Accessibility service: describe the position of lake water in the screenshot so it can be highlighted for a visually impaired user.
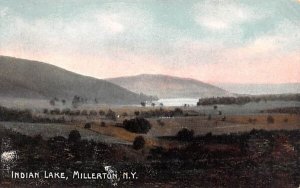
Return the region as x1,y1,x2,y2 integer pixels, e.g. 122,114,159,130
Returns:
157,98,199,107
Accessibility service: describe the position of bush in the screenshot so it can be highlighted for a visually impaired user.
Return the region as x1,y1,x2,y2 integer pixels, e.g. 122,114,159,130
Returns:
267,115,275,124
84,123,92,129
68,130,81,142
133,136,145,150
176,128,194,141
123,118,151,133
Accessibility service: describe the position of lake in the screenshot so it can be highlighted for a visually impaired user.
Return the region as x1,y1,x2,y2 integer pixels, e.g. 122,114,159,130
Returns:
157,98,198,107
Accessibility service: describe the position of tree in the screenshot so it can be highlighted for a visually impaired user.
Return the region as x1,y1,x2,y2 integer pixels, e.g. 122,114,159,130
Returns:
173,108,184,116
99,110,106,116
106,109,116,121
151,103,156,107
134,111,140,116
208,114,212,120
72,95,83,108
68,130,81,142
84,123,92,129
101,122,106,127
61,99,66,105
81,109,88,116
123,118,151,133
176,128,194,141
50,99,55,106
133,136,145,150
89,110,98,116
141,101,146,107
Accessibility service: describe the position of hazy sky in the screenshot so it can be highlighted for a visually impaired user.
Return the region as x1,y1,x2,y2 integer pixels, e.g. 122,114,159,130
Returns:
0,0,300,84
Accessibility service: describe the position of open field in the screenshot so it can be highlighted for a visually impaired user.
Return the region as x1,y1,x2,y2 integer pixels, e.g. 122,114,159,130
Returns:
0,122,130,145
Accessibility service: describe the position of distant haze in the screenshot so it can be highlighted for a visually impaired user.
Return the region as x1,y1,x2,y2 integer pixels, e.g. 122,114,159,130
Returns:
216,83,300,95
108,74,232,98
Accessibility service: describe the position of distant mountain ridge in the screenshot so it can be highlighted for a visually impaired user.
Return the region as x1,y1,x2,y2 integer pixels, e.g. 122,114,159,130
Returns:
107,74,232,99
0,56,153,104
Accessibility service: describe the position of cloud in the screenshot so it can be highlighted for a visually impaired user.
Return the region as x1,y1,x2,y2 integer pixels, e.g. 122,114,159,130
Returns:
96,13,125,34
194,0,259,31
0,7,8,17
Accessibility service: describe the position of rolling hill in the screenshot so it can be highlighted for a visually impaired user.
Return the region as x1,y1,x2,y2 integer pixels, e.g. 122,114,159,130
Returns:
0,56,153,104
107,74,232,98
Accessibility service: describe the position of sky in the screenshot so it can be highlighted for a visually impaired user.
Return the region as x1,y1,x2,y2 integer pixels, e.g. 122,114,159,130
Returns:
0,0,300,84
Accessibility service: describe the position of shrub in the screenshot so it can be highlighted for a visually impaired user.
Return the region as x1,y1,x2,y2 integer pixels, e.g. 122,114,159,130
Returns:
267,115,275,124
122,112,128,117
176,128,194,141
84,123,92,129
123,118,151,133
68,130,81,142
284,118,288,123
133,136,145,150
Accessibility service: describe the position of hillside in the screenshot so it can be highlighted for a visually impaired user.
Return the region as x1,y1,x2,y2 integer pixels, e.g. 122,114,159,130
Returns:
0,56,153,104
107,74,232,98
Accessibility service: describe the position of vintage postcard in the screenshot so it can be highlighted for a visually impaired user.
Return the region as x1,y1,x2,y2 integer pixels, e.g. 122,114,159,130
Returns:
0,0,300,187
